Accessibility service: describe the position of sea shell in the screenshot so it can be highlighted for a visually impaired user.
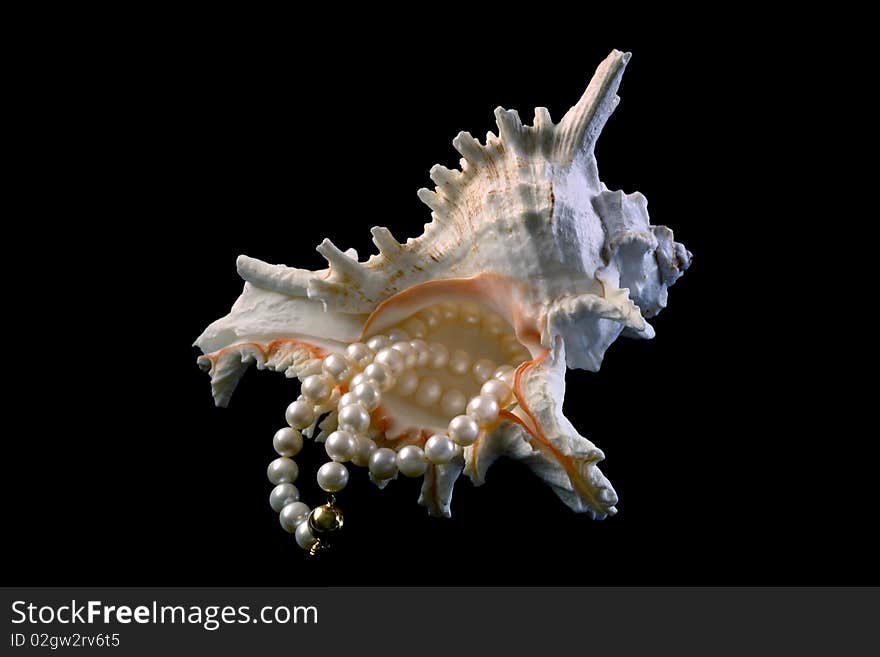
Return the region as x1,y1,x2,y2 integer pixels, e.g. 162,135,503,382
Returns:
195,50,691,523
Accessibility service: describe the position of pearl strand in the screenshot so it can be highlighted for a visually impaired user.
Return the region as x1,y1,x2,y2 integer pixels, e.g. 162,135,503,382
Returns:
266,304,524,553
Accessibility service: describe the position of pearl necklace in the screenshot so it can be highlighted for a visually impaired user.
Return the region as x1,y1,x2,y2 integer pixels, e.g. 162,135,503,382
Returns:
266,328,516,554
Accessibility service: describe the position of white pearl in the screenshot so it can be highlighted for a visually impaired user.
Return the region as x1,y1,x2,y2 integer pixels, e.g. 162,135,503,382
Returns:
415,376,442,407
301,374,332,404
448,414,480,445
338,391,357,408
366,334,391,352
391,341,417,368
267,457,299,484
351,381,382,411
362,362,395,391
403,317,427,338
424,434,456,464
419,307,441,329
460,303,481,327
397,445,427,477
480,379,512,405
317,461,349,492
273,427,303,457
338,403,371,435
493,365,515,384
345,342,375,370
351,436,377,466
322,353,352,383
348,373,367,390
387,328,410,343
375,347,406,376
466,395,500,427
482,314,504,338
269,483,300,512
440,388,466,416
279,501,310,532
472,358,496,384
449,349,471,376
439,302,458,321
325,430,357,462
428,343,449,369
285,400,315,429
369,447,399,479
409,339,430,367
395,370,419,396
295,520,317,550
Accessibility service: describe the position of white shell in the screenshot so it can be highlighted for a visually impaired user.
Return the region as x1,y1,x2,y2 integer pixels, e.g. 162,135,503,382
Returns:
195,50,691,522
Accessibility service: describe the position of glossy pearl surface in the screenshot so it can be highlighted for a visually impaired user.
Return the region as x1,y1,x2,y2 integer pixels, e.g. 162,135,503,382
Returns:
316,461,349,492
338,403,371,435
480,379,512,405
295,520,317,549
449,350,471,376
387,328,410,343
424,434,456,464
273,427,303,457
362,363,395,391
409,339,431,367
448,414,480,446
345,342,375,370
301,374,332,404
395,370,419,397
472,358,496,384
322,353,352,382
375,347,406,376
269,483,300,513
368,447,399,480
428,343,449,369
391,341,417,368
351,436,377,467
397,445,427,477
325,430,357,462
285,400,315,430
280,501,310,532
366,335,390,352
415,376,442,407
403,318,427,338
352,381,382,412
466,394,500,427
267,457,299,484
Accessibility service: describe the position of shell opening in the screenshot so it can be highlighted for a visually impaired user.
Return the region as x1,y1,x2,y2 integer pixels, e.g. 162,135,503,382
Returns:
361,302,532,442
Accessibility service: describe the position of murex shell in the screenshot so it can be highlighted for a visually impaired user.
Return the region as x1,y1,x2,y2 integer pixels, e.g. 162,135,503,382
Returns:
195,50,691,521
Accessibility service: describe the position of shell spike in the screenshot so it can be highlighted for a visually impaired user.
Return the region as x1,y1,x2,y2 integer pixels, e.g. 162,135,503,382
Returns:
316,238,365,281
416,188,451,225
494,107,524,151
371,226,402,258
452,131,485,166
555,49,631,163
429,164,463,194
533,107,553,130
533,107,555,154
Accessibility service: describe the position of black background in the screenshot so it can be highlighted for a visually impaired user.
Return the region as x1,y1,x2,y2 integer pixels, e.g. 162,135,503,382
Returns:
7,17,872,586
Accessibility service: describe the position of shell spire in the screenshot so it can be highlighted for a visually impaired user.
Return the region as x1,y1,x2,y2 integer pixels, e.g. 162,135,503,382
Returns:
555,49,631,163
